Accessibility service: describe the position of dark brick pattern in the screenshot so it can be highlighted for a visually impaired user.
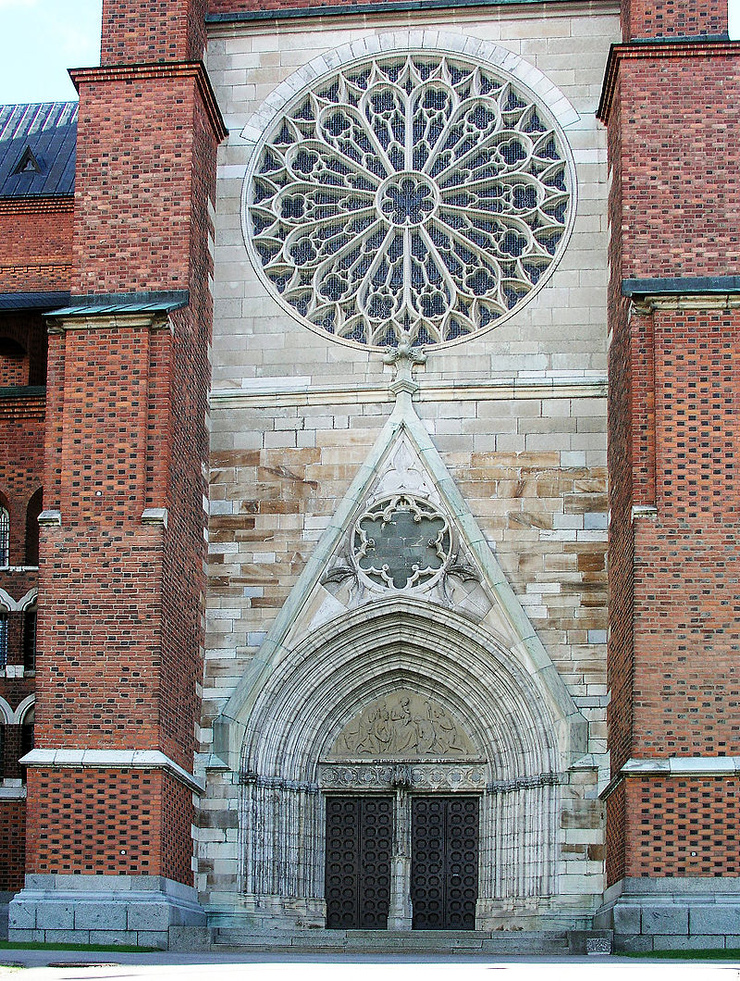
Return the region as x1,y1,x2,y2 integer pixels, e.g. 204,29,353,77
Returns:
603,0,740,885
627,777,740,877
0,800,26,892
624,0,728,40
26,769,193,884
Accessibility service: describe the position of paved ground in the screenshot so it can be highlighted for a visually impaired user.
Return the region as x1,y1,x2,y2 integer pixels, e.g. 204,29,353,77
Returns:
1,951,740,980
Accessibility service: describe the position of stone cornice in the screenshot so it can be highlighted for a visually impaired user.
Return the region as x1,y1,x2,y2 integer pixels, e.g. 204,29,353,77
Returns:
598,39,740,123
623,756,740,776
623,275,740,297
69,61,228,142
601,756,740,800
631,295,740,314
21,749,205,794
47,312,171,334
210,375,607,409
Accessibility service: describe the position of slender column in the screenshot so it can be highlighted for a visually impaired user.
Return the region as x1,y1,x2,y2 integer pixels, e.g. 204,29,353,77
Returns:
387,785,413,930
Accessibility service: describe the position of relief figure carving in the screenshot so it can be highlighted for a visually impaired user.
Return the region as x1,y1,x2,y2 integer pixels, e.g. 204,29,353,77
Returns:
328,690,476,759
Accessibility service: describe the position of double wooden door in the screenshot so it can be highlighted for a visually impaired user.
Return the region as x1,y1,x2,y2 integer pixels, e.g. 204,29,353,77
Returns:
410,796,479,930
325,795,393,929
325,794,479,930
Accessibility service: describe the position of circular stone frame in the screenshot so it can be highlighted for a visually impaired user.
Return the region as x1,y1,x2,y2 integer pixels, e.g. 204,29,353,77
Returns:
242,38,578,350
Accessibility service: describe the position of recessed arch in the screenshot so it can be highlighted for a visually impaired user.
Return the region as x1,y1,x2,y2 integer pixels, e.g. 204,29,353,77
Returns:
25,487,42,566
0,695,11,724
13,693,35,725
242,597,560,784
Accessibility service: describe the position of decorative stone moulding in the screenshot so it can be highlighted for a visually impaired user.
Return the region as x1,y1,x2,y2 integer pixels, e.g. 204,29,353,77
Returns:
243,40,577,348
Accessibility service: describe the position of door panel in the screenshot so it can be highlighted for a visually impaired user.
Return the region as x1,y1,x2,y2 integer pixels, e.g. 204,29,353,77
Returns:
411,796,479,930
325,795,393,929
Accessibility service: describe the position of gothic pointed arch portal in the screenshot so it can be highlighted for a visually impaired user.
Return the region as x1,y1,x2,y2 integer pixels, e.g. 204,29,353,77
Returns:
239,599,563,930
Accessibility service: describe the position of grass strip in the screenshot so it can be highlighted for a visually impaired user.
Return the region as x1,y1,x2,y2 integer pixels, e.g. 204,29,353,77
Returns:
624,949,740,961
0,941,158,953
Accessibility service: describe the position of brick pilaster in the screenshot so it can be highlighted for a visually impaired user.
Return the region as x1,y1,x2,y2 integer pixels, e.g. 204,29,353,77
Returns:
25,1,226,890
600,0,740,902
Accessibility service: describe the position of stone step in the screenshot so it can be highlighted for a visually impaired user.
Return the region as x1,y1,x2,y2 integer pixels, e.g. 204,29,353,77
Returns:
213,928,571,954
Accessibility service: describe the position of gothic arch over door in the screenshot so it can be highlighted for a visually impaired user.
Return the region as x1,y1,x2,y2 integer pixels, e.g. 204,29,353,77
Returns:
237,599,564,929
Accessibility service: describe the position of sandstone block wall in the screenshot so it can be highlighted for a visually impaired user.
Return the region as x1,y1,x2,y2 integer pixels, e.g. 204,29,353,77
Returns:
197,3,618,916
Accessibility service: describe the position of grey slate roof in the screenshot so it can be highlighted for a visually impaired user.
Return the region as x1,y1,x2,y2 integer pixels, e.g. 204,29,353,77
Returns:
0,102,77,198
0,291,70,311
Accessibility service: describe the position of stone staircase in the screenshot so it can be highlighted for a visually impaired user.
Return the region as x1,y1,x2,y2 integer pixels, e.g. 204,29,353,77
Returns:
211,927,574,955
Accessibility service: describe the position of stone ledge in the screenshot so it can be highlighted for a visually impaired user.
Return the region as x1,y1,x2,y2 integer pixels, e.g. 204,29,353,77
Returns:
19,749,205,793
9,875,206,951
596,878,740,952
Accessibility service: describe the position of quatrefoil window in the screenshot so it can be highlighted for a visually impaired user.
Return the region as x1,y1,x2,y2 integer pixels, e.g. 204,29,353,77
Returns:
246,53,574,347
352,495,452,590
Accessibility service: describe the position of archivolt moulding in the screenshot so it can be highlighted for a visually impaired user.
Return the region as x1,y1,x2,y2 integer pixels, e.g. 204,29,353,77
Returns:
237,598,563,909
240,31,580,148
240,596,559,784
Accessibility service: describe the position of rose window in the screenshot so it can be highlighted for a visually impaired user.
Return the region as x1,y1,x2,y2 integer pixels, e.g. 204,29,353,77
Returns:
246,54,573,347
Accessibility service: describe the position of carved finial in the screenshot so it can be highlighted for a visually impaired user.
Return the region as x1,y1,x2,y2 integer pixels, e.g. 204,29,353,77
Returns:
384,329,427,397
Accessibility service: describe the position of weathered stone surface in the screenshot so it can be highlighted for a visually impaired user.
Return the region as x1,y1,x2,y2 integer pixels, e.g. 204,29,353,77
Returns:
641,906,689,936
690,906,740,936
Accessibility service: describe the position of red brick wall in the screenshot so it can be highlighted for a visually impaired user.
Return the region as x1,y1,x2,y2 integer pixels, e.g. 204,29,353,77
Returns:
0,202,73,294
72,73,198,295
25,3,223,887
158,93,216,765
604,6,740,886
624,0,728,41
101,0,207,65
35,527,165,749
0,392,45,567
0,312,47,388
606,75,636,781
625,310,740,759
26,768,193,884
613,51,740,280
0,344,26,388
605,779,626,886
622,776,740,877
0,799,26,892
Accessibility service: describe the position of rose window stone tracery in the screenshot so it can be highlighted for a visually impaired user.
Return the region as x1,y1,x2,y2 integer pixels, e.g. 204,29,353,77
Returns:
352,495,452,590
246,54,574,347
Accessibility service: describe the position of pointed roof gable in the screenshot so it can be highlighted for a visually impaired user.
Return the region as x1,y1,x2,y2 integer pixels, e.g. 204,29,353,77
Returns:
215,380,587,768
0,102,77,198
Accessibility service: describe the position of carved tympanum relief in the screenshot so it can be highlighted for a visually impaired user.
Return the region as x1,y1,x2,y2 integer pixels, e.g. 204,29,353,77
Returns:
326,690,477,759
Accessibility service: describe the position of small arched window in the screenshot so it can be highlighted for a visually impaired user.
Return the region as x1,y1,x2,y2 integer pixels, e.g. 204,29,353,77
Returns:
25,489,42,566
0,506,9,567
